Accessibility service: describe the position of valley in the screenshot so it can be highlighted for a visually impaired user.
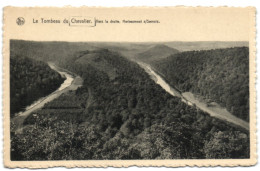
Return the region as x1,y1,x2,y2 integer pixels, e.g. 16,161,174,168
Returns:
10,40,250,160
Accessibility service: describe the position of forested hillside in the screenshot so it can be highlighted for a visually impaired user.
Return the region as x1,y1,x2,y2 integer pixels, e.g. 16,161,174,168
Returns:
151,47,249,121
10,55,65,117
11,49,249,160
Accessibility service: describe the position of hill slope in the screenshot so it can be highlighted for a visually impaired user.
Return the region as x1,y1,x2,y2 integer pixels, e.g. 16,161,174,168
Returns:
73,50,119,80
151,47,249,121
10,55,65,117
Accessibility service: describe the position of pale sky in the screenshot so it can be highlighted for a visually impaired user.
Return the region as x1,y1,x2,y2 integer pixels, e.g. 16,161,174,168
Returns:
4,7,254,42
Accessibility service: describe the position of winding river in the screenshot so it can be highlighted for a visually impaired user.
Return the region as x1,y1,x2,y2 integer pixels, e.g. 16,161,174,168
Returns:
11,63,83,133
12,60,249,133
137,61,249,130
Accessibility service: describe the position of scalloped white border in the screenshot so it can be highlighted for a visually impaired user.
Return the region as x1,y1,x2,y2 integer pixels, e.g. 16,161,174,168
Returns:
2,6,257,168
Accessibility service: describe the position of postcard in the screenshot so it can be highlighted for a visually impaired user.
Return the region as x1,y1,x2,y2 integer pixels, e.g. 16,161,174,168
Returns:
3,7,256,168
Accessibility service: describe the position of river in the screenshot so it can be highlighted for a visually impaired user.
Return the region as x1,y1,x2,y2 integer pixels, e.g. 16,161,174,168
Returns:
11,63,83,133
137,61,249,130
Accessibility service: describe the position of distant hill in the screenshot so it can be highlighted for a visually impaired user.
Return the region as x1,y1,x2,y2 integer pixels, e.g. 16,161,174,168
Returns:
10,40,249,62
136,44,179,62
10,40,100,65
88,42,153,59
164,41,249,51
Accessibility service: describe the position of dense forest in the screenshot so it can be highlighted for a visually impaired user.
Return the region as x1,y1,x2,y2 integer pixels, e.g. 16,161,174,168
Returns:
151,47,249,121
10,55,65,117
11,49,249,160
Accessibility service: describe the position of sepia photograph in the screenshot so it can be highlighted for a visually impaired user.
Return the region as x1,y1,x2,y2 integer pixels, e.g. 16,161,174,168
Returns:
10,40,250,160
2,6,256,167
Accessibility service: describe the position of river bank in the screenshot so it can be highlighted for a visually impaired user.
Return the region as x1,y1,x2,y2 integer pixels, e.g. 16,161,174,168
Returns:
11,63,83,133
137,61,249,130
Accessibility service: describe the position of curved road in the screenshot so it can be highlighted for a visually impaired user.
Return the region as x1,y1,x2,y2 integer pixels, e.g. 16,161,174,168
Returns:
137,62,249,130
11,63,83,133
